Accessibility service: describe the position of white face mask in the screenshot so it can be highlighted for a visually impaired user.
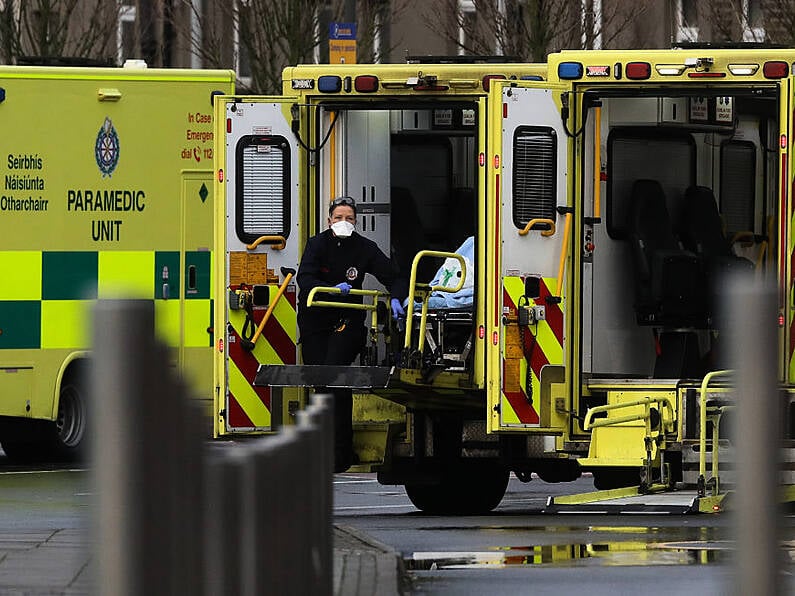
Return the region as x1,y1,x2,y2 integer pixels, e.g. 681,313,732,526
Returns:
330,220,355,238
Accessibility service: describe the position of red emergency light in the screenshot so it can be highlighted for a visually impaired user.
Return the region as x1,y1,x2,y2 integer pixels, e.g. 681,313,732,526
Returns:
763,61,789,79
482,74,506,92
354,75,379,93
625,62,651,80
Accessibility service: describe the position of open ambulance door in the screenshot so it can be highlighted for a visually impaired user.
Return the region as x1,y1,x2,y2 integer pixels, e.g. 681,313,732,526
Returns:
486,81,570,434
214,97,301,435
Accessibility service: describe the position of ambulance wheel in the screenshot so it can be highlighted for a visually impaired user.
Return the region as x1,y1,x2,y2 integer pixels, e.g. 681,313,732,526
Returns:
405,465,509,515
48,372,89,462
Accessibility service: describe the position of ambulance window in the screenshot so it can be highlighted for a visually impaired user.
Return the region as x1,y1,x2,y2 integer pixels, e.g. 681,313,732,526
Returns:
720,140,755,236
606,128,695,239
235,135,291,243
512,126,556,229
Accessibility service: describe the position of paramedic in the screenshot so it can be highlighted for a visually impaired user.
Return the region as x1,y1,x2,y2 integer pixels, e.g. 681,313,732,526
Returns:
297,196,407,472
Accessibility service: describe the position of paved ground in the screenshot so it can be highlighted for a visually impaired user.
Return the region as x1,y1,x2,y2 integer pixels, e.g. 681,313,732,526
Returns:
0,525,405,596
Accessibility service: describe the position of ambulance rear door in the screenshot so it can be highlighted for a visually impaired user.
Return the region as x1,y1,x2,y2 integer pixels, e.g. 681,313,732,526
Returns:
485,81,570,433
217,97,301,434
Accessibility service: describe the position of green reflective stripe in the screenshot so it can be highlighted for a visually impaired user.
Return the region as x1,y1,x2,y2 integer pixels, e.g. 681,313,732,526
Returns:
0,301,40,348
185,251,211,299
41,300,88,348
155,252,180,300
42,252,98,300
0,252,42,300
98,251,155,298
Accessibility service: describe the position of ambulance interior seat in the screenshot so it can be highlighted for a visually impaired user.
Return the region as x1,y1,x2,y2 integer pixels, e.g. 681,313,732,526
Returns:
678,185,753,323
628,179,710,378
628,179,708,329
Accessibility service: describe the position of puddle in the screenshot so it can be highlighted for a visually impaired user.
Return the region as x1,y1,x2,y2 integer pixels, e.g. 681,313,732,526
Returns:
405,541,734,569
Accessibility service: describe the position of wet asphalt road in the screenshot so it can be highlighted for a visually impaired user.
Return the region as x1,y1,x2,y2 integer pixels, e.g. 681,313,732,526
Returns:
334,472,795,595
3,455,795,595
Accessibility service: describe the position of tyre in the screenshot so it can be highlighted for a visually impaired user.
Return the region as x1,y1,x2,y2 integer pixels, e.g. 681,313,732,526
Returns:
47,376,89,462
405,464,509,515
0,369,88,464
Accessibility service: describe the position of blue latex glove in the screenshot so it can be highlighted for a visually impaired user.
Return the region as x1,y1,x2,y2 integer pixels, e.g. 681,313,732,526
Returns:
391,298,405,320
335,282,352,295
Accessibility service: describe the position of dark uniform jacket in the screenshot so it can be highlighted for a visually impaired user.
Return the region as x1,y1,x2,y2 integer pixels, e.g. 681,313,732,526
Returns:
297,229,407,336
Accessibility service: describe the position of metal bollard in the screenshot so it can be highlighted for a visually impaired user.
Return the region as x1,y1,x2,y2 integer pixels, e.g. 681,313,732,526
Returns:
91,299,204,596
204,447,249,596
297,393,334,596
728,276,783,596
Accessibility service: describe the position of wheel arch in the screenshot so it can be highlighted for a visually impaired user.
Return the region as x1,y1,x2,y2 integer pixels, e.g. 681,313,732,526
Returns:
52,351,90,419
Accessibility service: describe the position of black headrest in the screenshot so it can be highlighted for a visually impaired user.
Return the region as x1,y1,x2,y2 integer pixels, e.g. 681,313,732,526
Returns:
630,179,678,250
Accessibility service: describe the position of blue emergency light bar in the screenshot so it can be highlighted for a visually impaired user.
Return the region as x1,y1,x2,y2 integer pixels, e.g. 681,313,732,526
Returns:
318,76,342,92
557,62,583,80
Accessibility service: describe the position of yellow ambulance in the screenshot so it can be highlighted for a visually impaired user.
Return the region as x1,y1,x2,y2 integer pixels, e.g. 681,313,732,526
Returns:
214,49,795,513
0,64,234,460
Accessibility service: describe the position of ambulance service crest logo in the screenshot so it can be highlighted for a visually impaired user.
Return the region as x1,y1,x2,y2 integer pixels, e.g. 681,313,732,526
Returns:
95,117,120,177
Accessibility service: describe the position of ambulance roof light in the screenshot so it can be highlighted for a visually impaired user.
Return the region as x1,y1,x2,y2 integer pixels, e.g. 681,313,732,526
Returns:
655,64,687,76
626,62,651,80
482,74,505,91
728,63,760,75
557,62,583,80
122,59,147,69
763,61,789,79
354,75,379,93
318,75,342,92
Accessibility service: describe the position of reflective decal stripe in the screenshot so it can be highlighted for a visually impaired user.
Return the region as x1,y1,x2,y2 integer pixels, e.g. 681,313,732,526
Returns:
40,300,88,349
0,251,41,299
227,349,270,429
225,285,297,432
98,251,154,298
227,325,271,429
500,276,564,427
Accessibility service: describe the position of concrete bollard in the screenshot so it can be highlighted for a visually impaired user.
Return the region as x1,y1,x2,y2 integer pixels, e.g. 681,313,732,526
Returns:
92,300,335,596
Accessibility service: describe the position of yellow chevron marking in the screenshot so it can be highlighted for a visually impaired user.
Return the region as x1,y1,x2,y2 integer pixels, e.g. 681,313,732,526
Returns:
228,309,285,365
228,359,270,428
273,294,297,343
503,276,524,301
501,394,521,424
